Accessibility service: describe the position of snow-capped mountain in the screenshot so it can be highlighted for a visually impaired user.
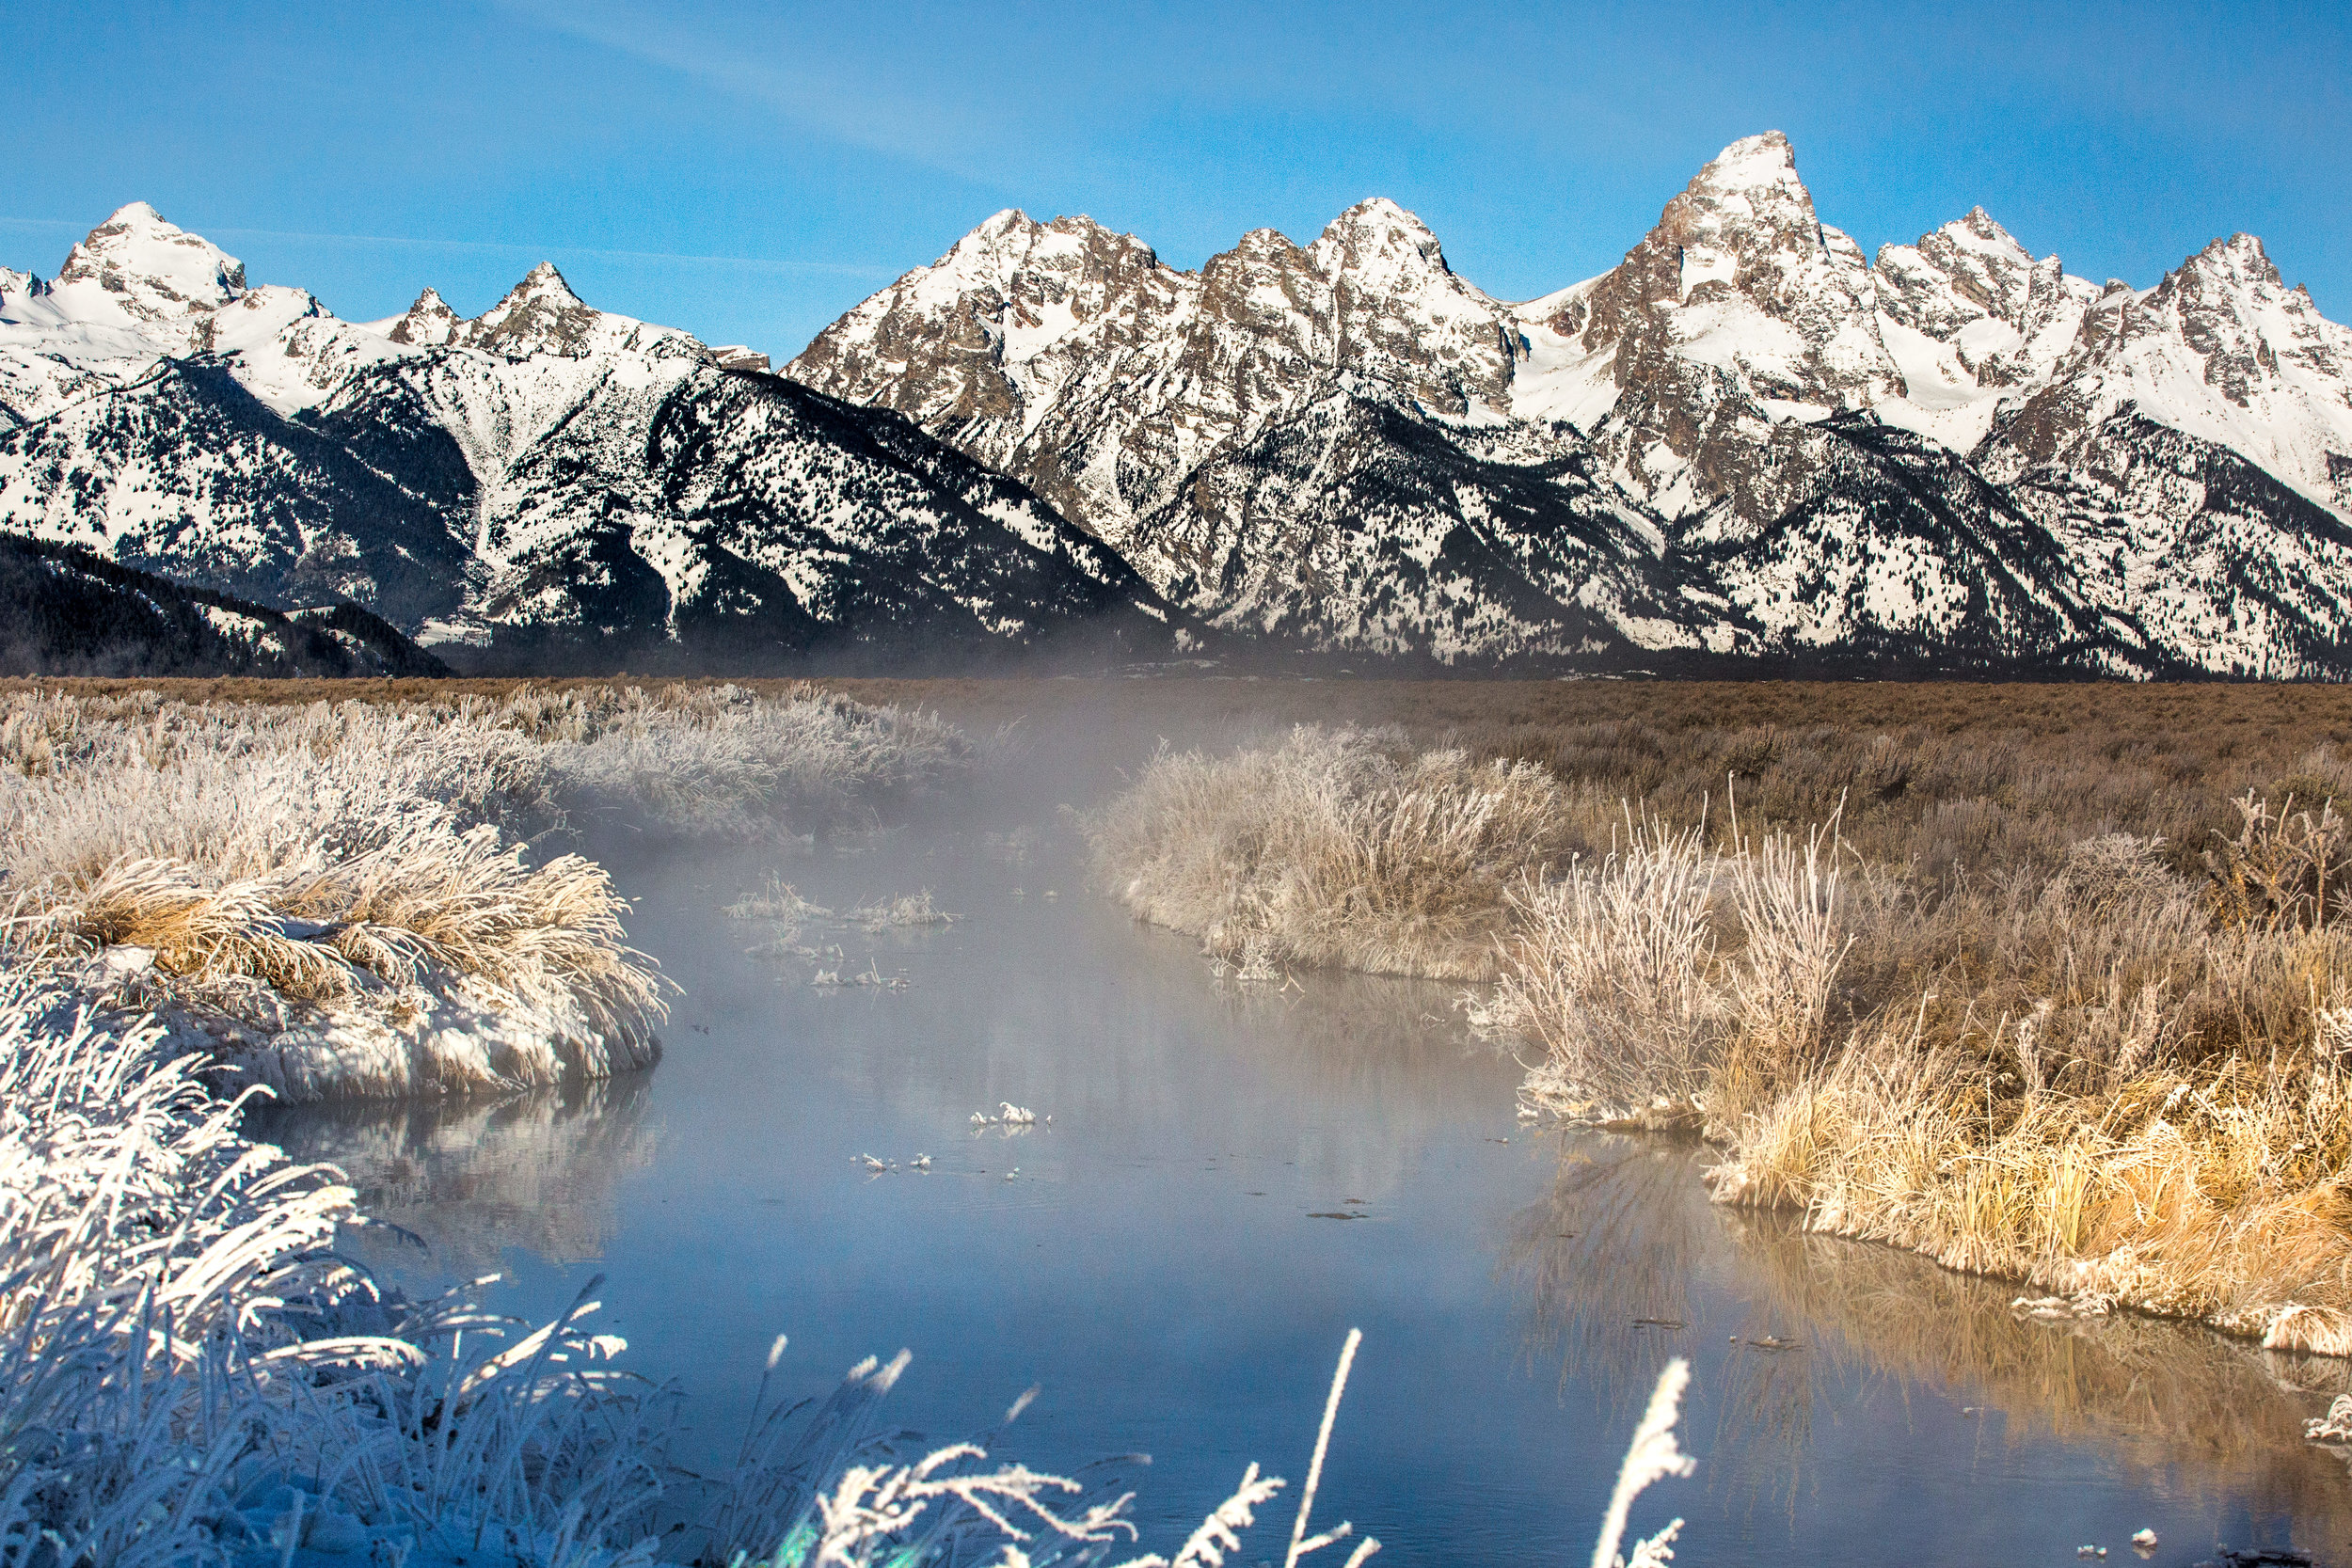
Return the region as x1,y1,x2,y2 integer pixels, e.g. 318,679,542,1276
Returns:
792,132,2352,676
0,204,1180,667
10,145,2351,679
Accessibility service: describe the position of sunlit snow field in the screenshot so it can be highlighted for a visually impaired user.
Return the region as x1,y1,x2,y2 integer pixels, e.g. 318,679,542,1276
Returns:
255,707,2352,1565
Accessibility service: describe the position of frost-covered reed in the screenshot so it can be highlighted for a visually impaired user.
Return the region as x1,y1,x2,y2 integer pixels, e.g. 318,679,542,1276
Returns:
1486,798,2352,1344
1477,803,1851,1121
1087,726,1576,980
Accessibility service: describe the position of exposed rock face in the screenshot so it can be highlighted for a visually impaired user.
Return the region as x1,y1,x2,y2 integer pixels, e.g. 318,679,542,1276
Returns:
0,206,1181,668
789,199,1522,553
1559,133,1904,527
386,287,459,347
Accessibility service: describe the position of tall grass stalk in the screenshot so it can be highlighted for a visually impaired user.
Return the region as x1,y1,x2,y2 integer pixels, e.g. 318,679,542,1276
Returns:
1474,808,1724,1116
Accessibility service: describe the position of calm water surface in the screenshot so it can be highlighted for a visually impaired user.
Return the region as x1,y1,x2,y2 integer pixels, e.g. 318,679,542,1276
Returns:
258,719,2352,1566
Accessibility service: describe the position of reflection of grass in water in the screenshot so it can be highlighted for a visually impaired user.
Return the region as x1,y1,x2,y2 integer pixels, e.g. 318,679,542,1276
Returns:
1506,1133,2352,1546
254,1076,658,1276
1502,1134,1716,1412
1729,1212,2352,1547
1503,1133,1825,1531
1206,970,1478,1073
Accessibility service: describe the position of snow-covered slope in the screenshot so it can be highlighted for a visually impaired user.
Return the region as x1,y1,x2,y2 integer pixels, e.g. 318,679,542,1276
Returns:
1983,234,2352,515
791,131,2352,675
0,206,1181,667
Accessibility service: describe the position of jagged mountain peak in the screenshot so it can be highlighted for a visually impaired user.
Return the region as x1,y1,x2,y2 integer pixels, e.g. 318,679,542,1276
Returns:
898,209,1168,316
1981,222,2352,515
1659,131,1831,267
1318,196,1438,243
1680,131,1810,211
1953,205,2021,245
1310,197,1459,282
2177,231,2280,288
499,261,584,306
54,200,246,325
386,286,459,347
463,261,612,359
1874,206,2052,338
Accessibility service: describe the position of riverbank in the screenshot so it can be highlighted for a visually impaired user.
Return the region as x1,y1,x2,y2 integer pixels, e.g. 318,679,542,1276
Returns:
1080,692,2352,1355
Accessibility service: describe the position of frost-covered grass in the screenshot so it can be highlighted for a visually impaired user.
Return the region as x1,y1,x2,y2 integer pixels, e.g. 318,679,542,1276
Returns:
491,683,977,839
0,685,977,1101
0,971,1698,1568
0,692,660,1102
1086,726,1577,980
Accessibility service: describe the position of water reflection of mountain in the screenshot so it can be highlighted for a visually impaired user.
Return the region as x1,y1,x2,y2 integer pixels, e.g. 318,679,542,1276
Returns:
1504,1135,2352,1545
250,1076,658,1278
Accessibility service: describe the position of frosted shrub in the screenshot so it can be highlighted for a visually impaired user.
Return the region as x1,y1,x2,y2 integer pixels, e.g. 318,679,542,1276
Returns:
0,695,660,1101
521,683,976,837
0,683,979,1100
1476,811,1725,1117
1088,726,1576,980
1716,813,1853,1104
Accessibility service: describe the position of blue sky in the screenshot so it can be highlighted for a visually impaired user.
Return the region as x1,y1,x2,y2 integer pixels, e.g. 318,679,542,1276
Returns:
4,1,2345,360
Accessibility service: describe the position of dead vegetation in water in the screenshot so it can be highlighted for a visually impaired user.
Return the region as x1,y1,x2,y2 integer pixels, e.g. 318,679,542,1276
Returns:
1498,800,2352,1348
1506,1131,2352,1548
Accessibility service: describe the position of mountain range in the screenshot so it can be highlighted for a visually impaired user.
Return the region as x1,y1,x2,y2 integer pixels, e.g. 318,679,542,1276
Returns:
0,207,1177,672
8,132,2352,676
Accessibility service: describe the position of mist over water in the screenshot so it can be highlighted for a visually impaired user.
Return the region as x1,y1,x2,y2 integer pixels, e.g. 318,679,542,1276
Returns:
255,692,2352,1564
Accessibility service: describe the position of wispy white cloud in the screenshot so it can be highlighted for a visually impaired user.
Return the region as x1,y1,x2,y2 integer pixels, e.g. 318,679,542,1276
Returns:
487,0,1017,190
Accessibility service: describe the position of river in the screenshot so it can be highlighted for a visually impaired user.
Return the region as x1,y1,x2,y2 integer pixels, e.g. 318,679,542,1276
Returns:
255,701,2352,1565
